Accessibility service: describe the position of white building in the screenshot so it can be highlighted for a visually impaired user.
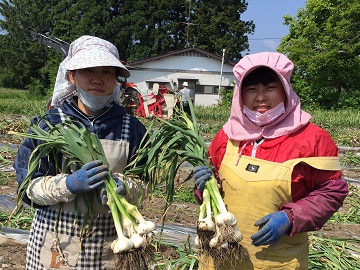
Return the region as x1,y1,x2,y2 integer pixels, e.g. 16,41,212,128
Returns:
126,47,237,106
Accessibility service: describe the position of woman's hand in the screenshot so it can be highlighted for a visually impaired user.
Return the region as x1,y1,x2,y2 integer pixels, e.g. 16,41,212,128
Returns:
193,166,212,191
66,160,108,194
251,211,291,246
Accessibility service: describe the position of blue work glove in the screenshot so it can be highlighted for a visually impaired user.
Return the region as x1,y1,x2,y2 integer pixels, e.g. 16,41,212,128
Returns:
66,160,108,194
251,211,291,246
115,178,126,196
101,178,126,205
193,166,212,192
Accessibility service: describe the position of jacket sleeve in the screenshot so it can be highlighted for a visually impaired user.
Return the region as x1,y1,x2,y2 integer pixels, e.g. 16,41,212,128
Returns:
280,126,349,236
128,117,148,167
280,124,348,236
26,174,76,206
281,175,348,236
208,128,228,170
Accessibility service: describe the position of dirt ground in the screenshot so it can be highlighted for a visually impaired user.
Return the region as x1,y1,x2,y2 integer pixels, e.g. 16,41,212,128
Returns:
0,134,360,269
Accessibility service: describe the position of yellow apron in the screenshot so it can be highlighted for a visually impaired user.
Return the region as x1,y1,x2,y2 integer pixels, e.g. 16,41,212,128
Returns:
199,140,341,270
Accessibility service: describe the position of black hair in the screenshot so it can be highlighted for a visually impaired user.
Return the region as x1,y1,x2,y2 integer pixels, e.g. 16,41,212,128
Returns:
242,66,280,87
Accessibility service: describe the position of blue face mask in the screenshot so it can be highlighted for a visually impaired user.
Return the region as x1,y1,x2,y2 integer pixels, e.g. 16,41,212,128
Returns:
77,86,114,112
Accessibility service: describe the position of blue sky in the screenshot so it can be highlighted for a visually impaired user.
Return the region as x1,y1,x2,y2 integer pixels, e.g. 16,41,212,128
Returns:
241,0,307,55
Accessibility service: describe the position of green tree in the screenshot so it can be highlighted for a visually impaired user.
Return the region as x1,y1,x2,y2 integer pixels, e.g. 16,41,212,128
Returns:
190,0,254,62
115,0,188,61
0,0,59,90
278,0,360,109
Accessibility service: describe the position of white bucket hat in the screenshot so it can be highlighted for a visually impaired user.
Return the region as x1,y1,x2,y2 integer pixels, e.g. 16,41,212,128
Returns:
52,36,129,108
182,82,188,87
66,36,130,78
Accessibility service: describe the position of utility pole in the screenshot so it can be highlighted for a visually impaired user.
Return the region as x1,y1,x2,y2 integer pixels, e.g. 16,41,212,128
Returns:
186,0,192,47
218,49,226,103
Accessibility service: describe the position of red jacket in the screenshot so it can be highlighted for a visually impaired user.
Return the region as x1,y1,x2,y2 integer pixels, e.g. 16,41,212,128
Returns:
208,123,348,236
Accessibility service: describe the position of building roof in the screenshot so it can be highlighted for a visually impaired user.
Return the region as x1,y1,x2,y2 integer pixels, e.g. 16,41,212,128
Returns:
127,47,237,66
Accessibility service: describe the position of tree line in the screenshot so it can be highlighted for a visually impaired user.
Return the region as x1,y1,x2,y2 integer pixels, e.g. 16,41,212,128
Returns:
279,0,360,109
0,0,359,109
0,0,253,94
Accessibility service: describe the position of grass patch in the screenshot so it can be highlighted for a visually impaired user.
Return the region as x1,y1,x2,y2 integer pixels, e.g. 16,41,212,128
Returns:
308,233,360,269
308,184,360,269
0,171,12,186
306,108,360,147
0,144,17,185
152,186,197,204
0,206,35,231
307,109,360,129
340,152,360,167
152,237,198,269
0,114,29,136
328,184,360,224
0,88,48,116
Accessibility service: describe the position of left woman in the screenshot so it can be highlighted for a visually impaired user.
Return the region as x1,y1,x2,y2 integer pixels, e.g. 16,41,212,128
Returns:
13,36,148,269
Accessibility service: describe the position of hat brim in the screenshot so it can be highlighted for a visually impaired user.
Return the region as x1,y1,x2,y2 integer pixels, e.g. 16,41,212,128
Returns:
66,48,130,78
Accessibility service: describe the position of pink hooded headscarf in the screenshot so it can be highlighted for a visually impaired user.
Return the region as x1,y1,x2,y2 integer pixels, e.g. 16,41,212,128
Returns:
223,52,311,141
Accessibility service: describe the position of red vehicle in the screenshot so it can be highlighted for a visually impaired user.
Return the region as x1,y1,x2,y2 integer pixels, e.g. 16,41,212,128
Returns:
117,79,142,115
135,84,165,117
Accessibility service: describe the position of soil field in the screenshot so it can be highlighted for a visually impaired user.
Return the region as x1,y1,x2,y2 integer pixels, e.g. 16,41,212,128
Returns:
0,117,360,269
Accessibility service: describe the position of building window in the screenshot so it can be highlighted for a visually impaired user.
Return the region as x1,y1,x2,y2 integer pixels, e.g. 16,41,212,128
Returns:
204,86,213,94
195,85,233,95
195,85,218,95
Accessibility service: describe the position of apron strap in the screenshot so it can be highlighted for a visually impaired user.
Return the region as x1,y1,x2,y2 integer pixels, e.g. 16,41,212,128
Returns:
283,157,341,171
227,140,341,171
